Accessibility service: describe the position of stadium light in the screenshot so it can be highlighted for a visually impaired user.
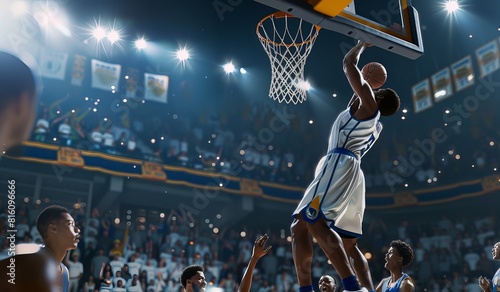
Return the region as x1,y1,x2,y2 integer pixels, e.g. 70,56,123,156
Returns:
240,68,247,74
107,30,120,43
445,0,459,13
223,62,235,74
135,37,147,50
176,48,190,61
92,26,106,41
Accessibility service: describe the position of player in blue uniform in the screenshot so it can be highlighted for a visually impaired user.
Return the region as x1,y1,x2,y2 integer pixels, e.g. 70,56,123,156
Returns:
376,240,415,292
479,241,500,292
290,40,400,292
0,205,80,292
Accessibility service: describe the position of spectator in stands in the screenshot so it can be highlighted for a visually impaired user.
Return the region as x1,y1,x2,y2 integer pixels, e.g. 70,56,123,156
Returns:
127,135,141,157
99,269,114,291
127,274,142,292
0,51,39,154
121,264,132,282
109,227,129,257
102,128,115,153
67,252,84,292
90,126,103,150
114,279,126,292
91,248,109,280
83,274,96,292
113,271,127,289
34,112,50,142
58,117,72,146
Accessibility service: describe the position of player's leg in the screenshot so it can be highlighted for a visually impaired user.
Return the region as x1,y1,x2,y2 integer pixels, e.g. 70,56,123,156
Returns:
291,217,315,291
342,238,374,291
306,217,362,291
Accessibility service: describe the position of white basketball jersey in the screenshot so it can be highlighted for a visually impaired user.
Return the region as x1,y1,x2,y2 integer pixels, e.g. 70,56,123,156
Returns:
328,108,382,158
293,107,382,237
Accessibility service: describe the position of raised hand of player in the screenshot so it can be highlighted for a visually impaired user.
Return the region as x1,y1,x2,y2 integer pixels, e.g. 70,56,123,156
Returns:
252,234,272,259
357,40,373,48
478,276,491,291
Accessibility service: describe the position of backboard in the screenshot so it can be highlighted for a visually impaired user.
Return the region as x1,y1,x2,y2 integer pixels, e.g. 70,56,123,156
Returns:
254,0,424,59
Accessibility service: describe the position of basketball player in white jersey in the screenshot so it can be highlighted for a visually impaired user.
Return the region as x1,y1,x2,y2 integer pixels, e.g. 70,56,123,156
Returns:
290,40,400,292
376,240,415,292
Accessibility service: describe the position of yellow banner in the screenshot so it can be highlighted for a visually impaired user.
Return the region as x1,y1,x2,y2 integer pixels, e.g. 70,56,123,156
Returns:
57,147,84,167
142,161,167,180
394,191,418,206
240,179,263,195
481,174,500,191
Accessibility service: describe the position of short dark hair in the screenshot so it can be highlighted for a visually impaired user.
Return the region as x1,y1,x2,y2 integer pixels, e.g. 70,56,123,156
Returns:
378,88,400,116
0,51,36,110
391,240,414,267
180,265,203,288
36,205,70,239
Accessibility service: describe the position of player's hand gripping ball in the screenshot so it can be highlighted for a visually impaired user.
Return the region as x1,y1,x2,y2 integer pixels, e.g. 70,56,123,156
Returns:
362,62,387,89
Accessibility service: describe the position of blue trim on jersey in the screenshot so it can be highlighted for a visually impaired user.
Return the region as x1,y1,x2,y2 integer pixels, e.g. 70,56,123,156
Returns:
317,152,343,213
492,268,500,291
328,148,358,160
338,116,352,132
341,121,361,149
329,223,362,238
349,109,379,122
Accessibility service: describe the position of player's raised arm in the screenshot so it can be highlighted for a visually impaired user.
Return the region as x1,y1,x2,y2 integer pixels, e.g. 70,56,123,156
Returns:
342,41,377,112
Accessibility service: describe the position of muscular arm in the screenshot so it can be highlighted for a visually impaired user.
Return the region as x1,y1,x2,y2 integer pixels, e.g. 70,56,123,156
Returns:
343,41,378,119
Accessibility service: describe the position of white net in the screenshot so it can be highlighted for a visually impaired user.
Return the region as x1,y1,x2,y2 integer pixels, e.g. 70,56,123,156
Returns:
256,12,320,104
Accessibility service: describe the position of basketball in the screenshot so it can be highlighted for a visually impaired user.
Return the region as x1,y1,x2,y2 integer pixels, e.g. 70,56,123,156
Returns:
362,62,387,89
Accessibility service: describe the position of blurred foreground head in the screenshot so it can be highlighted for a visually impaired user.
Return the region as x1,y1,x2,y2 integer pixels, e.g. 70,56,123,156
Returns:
0,51,39,152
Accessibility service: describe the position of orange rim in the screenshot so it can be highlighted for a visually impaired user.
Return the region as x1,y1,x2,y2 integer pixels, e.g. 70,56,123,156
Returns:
256,11,321,48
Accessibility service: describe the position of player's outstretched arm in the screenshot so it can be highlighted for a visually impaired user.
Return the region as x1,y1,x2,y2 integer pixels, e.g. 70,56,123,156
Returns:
238,234,272,292
342,41,377,115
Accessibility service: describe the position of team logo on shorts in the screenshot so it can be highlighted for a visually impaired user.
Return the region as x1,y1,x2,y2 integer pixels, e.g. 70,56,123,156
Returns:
306,196,321,220
306,207,318,220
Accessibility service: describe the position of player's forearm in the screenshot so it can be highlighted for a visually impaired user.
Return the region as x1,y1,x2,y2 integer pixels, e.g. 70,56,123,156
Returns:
343,42,365,67
239,257,259,292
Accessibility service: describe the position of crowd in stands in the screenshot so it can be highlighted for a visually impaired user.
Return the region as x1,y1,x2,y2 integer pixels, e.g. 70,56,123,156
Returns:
1,201,499,292
31,96,315,186
29,88,500,191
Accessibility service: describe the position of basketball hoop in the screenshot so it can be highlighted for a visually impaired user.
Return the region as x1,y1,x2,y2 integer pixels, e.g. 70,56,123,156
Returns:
256,11,320,104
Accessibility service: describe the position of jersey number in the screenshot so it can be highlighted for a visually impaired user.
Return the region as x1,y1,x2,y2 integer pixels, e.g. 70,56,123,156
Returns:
360,134,375,157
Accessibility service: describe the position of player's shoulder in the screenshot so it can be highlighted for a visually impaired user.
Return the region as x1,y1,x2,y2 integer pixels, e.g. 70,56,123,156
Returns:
400,275,415,291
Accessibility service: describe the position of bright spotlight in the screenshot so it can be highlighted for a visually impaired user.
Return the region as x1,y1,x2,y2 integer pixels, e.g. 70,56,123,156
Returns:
107,30,120,43
92,27,106,41
298,80,311,91
224,62,235,74
445,0,459,13
135,38,147,50
176,49,190,61
240,68,247,74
